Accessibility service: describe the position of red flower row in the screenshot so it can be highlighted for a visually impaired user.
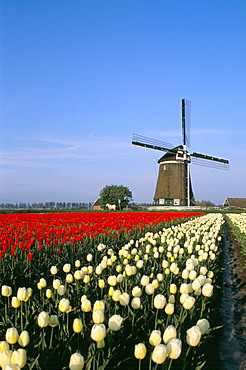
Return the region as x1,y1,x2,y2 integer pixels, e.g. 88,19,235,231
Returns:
0,211,203,256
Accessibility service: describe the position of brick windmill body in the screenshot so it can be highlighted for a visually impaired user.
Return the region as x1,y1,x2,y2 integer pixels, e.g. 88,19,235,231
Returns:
132,99,229,206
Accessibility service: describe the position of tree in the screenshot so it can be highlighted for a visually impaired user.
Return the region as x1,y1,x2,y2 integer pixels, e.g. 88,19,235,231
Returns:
195,200,215,207
99,184,132,210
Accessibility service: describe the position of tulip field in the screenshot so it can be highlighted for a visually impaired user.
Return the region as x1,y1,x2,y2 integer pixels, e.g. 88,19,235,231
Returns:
225,213,246,259
0,211,227,369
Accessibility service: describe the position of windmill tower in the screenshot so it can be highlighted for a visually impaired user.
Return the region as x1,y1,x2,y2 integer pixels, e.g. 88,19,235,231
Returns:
132,99,229,206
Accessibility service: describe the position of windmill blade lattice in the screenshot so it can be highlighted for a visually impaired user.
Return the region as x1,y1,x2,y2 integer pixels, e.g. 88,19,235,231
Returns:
191,151,229,170
132,133,173,152
181,99,191,148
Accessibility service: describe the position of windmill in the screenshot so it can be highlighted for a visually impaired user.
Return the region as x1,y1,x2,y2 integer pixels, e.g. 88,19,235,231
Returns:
132,99,229,206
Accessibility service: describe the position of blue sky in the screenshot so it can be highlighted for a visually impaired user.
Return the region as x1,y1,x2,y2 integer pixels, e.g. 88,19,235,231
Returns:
1,0,246,205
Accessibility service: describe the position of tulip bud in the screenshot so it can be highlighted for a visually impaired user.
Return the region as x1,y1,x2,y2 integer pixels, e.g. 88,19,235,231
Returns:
136,260,144,268
165,303,174,315
163,325,177,344
202,283,213,297
57,285,66,296
69,352,85,370
90,324,106,342
108,287,114,296
75,260,81,268
39,278,47,288
182,269,189,279
189,270,197,281
93,301,105,312
49,315,59,327
162,260,169,268
11,297,20,309
149,330,162,346
111,255,117,262
73,318,83,333
74,270,83,280
10,348,26,368
86,254,93,262
132,286,142,297
37,311,49,328
50,266,58,275
0,341,9,352
166,338,182,359
53,279,61,289
18,331,30,347
170,263,178,273
63,263,71,273
95,265,103,275
186,326,202,346
5,328,19,344
37,282,42,290
200,266,208,276
66,274,74,283
134,343,147,360
168,294,175,304
108,315,123,331
81,299,91,312
207,271,214,279
131,297,141,309
58,298,70,313
154,294,166,309
89,265,94,273
116,274,123,283
152,344,167,364
152,279,159,289
170,284,177,294
46,289,53,299
119,292,130,306
83,275,90,284
93,309,104,324
0,350,12,368
192,279,201,291
180,283,189,294
98,279,105,289
112,289,121,302
145,284,155,295
107,275,117,286
196,318,210,335
116,265,122,272
183,296,195,310
1,285,12,297
17,288,27,302
165,268,170,275
140,275,149,286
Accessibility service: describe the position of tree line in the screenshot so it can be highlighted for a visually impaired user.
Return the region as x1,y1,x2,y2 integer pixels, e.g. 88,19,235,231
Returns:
0,202,93,210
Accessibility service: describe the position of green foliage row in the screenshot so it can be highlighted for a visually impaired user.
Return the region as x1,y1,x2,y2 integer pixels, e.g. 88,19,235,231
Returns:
224,215,246,263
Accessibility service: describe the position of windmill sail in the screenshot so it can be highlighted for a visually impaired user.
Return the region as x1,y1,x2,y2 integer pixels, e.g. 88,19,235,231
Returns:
191,151,229,170
132,133,173,153
181,99,191,148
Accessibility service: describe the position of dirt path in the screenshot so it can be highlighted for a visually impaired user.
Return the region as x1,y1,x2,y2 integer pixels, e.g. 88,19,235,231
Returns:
218,222,246,369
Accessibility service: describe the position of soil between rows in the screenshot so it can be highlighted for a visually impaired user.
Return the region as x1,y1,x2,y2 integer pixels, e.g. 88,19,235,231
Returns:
215,222,246,370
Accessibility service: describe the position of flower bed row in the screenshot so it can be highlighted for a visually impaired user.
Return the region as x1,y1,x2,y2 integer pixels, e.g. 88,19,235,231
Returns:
225,213,246,261
0,213,224,369
0,212,202,255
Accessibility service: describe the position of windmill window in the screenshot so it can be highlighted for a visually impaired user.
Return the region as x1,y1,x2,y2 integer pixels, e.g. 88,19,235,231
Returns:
163,165,166,170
